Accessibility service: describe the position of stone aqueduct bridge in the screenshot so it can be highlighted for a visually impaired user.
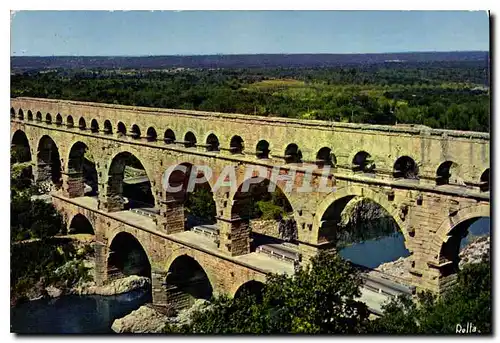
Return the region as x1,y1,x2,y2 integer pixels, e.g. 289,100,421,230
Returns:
11,97,490,307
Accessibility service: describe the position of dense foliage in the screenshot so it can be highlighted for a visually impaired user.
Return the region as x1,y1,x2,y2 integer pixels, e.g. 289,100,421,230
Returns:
10,158,92,305
369,255,491,334
11,61,489,132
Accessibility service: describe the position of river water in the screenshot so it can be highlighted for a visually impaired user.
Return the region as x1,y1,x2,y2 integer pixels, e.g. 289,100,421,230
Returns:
11,218,489,334
339,217,490,268
10,289,151,334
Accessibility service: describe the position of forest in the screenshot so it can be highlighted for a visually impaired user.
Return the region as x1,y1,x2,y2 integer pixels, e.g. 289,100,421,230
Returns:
11,60,489,132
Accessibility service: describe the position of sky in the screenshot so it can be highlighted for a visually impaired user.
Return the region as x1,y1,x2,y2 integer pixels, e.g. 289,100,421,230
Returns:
10,11,489,56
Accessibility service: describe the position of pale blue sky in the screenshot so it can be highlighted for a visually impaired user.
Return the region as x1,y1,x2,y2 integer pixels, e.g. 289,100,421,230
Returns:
10,11,489,56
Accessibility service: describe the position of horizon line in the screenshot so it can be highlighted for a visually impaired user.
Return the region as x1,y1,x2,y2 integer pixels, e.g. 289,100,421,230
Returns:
10,50,489,58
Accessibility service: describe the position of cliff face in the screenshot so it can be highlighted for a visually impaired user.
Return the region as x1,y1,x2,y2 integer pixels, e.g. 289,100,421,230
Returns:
459,235,490,268
338,197,398,244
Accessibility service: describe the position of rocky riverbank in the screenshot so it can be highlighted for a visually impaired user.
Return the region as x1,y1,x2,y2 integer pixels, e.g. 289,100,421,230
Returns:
368,235,491,284
12,239,150,305
111,299,211,333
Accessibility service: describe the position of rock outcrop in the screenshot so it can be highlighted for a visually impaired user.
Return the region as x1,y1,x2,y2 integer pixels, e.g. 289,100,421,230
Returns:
112,299,211,333
372,256,412,284
459,235,490,268
71,275,151,296
112,305,170,333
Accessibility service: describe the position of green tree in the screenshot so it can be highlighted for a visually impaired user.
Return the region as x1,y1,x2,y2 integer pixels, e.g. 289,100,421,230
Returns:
369,256,491,334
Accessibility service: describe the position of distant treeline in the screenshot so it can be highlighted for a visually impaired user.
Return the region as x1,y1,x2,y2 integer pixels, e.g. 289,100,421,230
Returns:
11,61,490,132
11,51,489,72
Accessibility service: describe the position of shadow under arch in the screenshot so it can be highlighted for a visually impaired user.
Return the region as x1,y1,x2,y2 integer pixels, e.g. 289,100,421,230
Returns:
233,280,265,302
437,212,490,278
436,161,459,186
165,254,213,310
107,231,151,281
68,213,95,235
11,129,32,163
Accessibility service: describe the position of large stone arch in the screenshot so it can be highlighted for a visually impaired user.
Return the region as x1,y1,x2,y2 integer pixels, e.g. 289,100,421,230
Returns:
11,129,32,163
222,175,298,256
65,140,99,197
106,230,152,280
102,148,158,212
312,185,407,245
434,203,490,244
105,145,157,181
64,137,100,172
431,203,490,281
163,251,215,310
36,134,62,188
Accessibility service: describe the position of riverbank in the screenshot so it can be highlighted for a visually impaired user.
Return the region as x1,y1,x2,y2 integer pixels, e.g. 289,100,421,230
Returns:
11,236,150,306
369,235,491,285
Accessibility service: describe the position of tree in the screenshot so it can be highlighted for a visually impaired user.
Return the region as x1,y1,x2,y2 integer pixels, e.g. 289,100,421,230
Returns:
369,255,491,334
11,194,64,241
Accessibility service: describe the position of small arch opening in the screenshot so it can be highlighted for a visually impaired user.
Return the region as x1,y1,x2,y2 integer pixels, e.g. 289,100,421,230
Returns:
230,135,244,154
36,111,42,122
27,110,33,121
55,113,63,126
67,116,74,128
10,108,15,118
184,132,197,148
130,124,141,139
90,119,99,133
480,168,490,192
436,161,458,186
45,113,52,124
256,140,270,159
352,151,375,173
284,143,302,163
393,156,419,179
146,127,157,142
117,122,126,136
103,120,113,134
79,117,86,130
18,109,24,120
206,133,220,152
164,129,176,144
316,147,336,167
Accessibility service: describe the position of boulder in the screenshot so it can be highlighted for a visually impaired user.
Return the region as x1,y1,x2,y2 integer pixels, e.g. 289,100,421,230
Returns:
45,285,63,298
112,305,169,333
72,275,150,296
